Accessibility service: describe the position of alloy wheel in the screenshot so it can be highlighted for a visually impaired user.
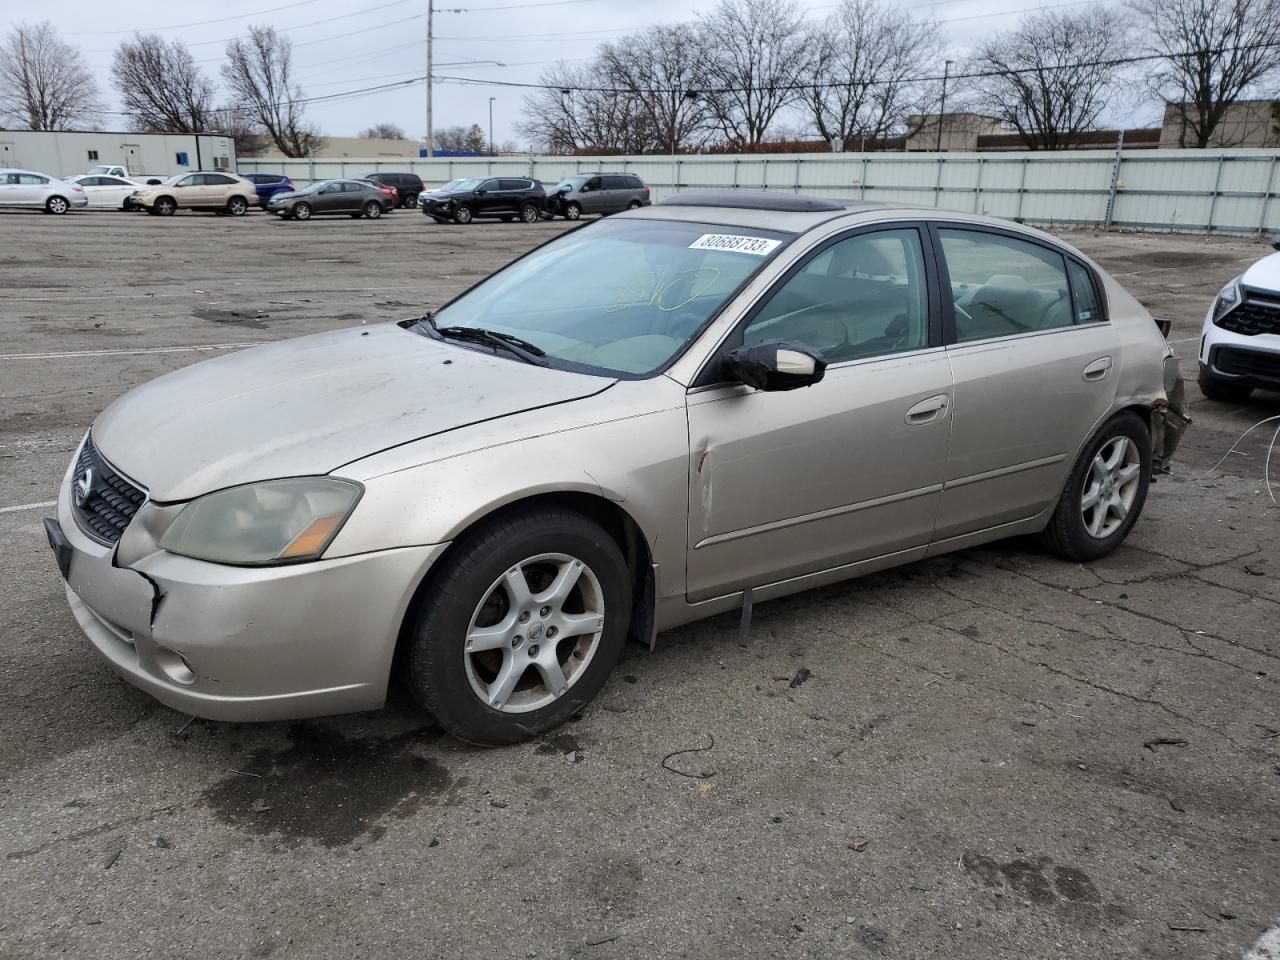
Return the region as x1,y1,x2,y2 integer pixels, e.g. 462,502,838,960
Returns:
463,553,605,714
47,196,69,214
1080,436,1141,538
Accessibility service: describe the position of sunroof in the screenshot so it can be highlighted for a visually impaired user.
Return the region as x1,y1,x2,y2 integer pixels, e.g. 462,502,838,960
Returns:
657,191,846,213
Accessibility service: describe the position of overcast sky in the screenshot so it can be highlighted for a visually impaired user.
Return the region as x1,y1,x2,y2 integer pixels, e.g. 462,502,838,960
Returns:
20,0,1153,147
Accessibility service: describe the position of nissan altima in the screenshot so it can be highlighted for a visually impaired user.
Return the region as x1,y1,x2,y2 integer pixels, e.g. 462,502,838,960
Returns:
45,192,1189,744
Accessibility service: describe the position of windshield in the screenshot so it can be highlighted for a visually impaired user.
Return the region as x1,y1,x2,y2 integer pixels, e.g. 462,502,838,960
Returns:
437,178,479,192
161,174,185,185
87,165,113,175
555,177,587,191
430,218,790,376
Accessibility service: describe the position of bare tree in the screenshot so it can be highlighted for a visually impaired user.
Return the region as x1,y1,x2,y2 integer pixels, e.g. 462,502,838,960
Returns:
803,0,945,150
221,26,322,157
360,122,407,139
518,61,653,153
694,0,814,146
967,5,1131,149
1130,0,1280,146
0,21,102,130
111,34,214,133
597,25,712,153
211,103,269,156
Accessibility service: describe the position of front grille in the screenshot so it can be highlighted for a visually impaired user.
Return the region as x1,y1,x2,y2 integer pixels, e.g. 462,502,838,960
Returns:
71,436,147,545
1217,291,1280,336
1212,346,1280,384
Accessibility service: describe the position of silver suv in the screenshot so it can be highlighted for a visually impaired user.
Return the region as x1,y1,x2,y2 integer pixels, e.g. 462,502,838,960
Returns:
548,172,650,220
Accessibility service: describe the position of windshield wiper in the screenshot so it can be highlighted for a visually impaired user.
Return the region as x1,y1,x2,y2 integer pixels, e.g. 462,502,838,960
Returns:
407,314,548,365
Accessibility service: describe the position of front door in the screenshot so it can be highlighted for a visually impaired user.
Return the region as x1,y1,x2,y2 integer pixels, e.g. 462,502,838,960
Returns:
685,224,953,601
930,225,1120,543
579,176,604,213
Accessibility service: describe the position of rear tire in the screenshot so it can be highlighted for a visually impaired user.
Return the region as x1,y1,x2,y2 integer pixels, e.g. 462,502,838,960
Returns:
364,201,382,219
406,508,632,745
1040,411,1151,562
226,196,248,216
1198,365,1252,403
627,200,642,210
45,196,70,215
521,203,541,224
402,193,418,208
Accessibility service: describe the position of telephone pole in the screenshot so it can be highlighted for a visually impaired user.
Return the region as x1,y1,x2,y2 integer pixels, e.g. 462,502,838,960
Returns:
425,0,434,157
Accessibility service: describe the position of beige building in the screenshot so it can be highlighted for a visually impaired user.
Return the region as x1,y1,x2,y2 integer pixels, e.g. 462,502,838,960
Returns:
1160,99,1280,148
904,113,1007,152
249,135,422,159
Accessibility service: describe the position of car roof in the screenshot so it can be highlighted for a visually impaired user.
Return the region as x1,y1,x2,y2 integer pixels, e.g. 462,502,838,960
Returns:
0,168,53,176
636,190,1081,240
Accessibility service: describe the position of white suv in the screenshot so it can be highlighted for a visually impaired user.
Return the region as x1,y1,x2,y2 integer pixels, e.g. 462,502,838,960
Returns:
1200,237,1280,401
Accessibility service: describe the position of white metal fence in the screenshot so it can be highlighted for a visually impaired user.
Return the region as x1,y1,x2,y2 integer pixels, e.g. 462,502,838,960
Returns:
240,147,1280,236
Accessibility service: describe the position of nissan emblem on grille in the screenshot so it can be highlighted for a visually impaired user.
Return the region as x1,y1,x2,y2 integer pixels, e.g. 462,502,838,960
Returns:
73,466,93,509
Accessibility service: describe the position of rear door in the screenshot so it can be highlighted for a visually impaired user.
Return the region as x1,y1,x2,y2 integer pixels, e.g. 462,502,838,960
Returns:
930,224,1120,545
602,175,630,212
17,173,49,205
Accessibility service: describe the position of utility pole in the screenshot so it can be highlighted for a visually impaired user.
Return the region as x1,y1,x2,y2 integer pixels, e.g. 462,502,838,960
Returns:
427,0,437,158
936,59,953,153
489,96,496,155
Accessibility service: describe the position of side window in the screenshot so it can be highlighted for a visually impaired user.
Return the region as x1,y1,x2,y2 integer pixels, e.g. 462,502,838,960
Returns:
585,176,602,190
206,174,233,185
627,176,644,189
604,175,628,189
20,174,48,184
6,174,19,185
175,175,197,186
939,229,1072,342
1067,259,1103,324
743,228,930,363
497,179,519,190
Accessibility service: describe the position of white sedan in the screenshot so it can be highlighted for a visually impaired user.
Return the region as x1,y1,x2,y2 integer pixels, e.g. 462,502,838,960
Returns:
67,174,139,210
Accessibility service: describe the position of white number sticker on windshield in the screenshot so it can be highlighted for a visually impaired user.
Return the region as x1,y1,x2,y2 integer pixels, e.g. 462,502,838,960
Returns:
688,234,781,256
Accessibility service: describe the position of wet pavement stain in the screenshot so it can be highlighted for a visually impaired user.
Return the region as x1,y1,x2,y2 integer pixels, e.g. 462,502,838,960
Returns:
534,733,581,757
201,722,465,847
964,852,1101,906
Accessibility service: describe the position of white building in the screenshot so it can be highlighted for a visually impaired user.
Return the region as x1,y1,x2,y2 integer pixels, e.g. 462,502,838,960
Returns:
0,130,236,179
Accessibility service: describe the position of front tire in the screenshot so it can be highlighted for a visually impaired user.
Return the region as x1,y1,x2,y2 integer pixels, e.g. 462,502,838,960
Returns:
293,202,312,221
453,204,473,224
564,201,581,221
1040,411,1151,561
154,196,176,216
406,508,632,745
46,196,70,214
1198,365,1252,403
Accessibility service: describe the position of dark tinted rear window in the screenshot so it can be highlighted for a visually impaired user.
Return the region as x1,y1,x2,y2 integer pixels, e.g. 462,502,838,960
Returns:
626,175,644,188
603,176,629,189
499,178,531,190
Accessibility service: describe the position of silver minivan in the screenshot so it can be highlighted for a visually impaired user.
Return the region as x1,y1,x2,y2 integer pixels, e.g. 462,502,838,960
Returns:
548,172,650,220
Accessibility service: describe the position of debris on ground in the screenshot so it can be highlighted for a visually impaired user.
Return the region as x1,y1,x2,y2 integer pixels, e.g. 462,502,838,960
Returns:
789,668,812,689
251,798,272,813
1168,923,1208,932
849,837,869,851
102,845,123,870
661,733,716,779
1143,737,1189,752
154,837,171,849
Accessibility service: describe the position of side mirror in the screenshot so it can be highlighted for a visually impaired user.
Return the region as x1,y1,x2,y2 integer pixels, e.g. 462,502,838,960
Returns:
475,188,486,195
722,340,827,391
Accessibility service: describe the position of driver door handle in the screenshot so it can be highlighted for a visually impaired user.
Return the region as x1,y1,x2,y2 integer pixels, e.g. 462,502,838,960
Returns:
905,394,949,425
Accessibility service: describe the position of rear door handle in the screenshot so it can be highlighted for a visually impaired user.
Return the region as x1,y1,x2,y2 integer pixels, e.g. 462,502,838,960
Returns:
1082,356,1113,381
905,394,950,425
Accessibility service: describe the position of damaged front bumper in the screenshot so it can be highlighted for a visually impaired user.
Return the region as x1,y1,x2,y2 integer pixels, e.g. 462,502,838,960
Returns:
47,464,446,722
1152,354,1191,473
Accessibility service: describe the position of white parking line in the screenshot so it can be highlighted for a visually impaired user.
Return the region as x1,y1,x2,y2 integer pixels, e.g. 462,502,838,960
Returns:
0,343,263,361
0,500,57,514
1244,921,1280,959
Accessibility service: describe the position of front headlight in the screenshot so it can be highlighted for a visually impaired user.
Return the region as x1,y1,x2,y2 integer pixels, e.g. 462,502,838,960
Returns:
1212,277,1242,322
159,478,362,565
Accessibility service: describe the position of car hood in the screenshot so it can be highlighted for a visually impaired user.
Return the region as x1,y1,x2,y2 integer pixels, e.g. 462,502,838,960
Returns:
270,190,309,201
1242,251,1280,292
92,323,615,502
424,189,470,199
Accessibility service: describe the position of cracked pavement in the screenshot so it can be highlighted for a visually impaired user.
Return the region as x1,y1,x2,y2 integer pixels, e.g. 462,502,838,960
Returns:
0,212,1277,959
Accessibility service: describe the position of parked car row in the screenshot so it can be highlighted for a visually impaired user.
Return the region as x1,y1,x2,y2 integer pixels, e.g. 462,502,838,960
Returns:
0,167,653,224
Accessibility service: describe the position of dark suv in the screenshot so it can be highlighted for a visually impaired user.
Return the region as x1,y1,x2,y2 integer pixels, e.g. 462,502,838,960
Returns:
362,172,424,208
418,176,547,225
547,173,650,220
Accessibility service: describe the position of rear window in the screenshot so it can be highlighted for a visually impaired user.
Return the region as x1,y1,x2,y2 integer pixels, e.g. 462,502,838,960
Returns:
498,178,529,190
604,176,629,190
626,175,645,189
